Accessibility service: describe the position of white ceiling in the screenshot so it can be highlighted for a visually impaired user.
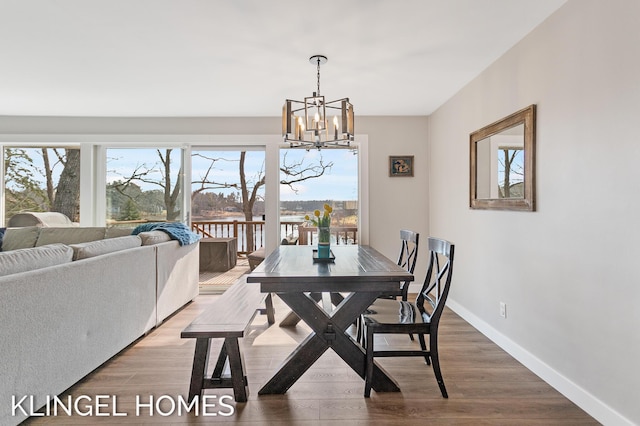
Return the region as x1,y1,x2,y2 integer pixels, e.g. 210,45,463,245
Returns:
0,0,566,117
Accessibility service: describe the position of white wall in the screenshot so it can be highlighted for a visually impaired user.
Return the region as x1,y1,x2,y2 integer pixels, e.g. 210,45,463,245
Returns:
427,1,640,424
358,116,429,284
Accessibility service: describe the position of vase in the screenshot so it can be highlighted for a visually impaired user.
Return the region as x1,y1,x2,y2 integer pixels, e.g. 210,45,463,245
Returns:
317,227,331,258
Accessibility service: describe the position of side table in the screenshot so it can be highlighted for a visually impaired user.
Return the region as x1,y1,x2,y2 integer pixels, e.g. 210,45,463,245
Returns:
199,237,237,272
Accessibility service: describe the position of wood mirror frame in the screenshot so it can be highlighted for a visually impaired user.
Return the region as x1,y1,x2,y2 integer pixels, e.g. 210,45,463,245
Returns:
470,104,536,211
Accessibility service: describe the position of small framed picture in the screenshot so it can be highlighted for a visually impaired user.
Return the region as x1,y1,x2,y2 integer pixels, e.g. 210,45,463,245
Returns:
389,155,414,177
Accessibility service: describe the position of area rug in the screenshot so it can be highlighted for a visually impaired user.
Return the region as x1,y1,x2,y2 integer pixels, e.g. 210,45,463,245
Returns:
198,258,250,295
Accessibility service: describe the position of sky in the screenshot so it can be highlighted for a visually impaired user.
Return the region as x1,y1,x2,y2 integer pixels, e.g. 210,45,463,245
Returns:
191,148,358,201
278,148,358,201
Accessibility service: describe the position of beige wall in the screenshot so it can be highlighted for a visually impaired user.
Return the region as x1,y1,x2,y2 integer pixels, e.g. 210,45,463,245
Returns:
427,1,640,424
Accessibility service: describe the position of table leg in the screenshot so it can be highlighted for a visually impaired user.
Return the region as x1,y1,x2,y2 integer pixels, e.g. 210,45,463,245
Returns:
316,291,400,392
279,292,344,327
258,332,329,394
259,291,399,394
279,292,323,327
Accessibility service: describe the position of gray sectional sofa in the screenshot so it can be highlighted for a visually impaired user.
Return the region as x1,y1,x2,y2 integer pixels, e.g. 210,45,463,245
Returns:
0,226,199,426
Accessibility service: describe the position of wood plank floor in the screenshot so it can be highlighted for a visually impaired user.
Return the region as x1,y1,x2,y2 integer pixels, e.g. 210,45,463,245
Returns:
23,294,598,425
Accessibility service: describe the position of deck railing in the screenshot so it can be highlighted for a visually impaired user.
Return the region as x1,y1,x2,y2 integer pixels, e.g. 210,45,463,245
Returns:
191,220,358,255
297,225,358,246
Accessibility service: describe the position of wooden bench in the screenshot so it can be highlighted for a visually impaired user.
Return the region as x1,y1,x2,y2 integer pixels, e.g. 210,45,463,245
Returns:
181,280,274,402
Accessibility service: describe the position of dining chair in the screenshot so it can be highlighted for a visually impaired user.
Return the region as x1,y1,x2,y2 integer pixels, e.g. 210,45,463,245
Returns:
355,229,419,343
390,229,419,301
362,237,454,398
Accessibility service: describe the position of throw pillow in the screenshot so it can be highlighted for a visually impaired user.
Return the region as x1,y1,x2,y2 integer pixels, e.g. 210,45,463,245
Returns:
105,227,134,239
35,227,106,246
1,226,40,251
69,235,142,260
138,230,172,245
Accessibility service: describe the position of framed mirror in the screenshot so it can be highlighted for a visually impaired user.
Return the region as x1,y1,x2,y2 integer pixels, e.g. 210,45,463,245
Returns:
470,104,536,211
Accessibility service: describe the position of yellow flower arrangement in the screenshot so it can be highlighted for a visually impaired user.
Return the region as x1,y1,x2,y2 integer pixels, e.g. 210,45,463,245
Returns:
305,204,332,243
305,203,332,227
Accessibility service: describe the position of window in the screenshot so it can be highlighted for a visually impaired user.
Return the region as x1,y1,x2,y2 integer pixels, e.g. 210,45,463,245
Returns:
279,147,359,244
3,146,81,226
105,148,186,224
190,148,266,253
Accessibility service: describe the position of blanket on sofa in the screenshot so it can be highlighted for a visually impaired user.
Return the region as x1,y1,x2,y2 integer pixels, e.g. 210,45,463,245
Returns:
132,222,201,246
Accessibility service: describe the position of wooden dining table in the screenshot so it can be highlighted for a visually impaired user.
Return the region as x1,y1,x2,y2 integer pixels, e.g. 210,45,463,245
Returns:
246,244,414,395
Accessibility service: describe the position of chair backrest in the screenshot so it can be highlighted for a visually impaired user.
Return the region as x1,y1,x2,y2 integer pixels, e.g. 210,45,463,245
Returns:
416,237,455,325
398,229,419,299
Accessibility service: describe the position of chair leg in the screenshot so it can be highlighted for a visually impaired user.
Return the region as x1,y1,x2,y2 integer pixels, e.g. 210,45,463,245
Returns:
364,327,375,397
417,334,431,365
430,333,448,398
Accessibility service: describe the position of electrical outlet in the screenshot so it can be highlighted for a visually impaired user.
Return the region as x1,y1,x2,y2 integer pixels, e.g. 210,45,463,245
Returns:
500,302,507,318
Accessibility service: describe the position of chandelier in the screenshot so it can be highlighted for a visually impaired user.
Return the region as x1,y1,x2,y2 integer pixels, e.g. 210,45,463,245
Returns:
282,55,354,149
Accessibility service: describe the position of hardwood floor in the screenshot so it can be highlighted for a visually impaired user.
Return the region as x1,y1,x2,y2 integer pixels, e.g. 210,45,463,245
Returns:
23,294,598,425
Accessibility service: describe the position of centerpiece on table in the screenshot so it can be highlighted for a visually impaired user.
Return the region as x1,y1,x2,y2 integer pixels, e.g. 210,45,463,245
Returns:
305,204,333,259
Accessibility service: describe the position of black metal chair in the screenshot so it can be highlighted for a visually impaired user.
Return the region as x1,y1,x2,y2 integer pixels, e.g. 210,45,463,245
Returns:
362,237,454,398
355,230,419,343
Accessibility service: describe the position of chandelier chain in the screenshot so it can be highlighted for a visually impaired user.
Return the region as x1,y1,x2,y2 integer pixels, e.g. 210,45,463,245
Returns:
316,57,321,96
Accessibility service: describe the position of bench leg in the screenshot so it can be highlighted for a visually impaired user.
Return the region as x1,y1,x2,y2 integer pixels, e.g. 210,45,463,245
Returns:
212,340,228,381
257,293,275,325
265,293,275,325
224,337,249,402
188,338,211,402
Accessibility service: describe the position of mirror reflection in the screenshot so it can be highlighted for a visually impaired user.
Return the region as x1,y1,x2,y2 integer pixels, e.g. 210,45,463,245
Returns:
475,124,524,199
470,105,536,211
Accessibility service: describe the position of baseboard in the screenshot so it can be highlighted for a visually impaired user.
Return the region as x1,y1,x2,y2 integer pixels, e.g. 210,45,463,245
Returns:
446,299,633,426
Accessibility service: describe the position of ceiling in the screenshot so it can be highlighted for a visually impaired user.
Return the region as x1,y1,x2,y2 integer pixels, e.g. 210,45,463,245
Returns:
0,0,566,117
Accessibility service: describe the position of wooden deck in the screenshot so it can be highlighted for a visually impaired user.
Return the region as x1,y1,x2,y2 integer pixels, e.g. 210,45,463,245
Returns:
22,295,597,424
198,257,250,295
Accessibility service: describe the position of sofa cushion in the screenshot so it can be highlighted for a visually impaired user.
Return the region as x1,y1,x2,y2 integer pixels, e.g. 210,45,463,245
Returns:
1,226,40,251
35,227,106,246
69,235,142,260
105,227,134,239
138,230,172,245
0,243,73,276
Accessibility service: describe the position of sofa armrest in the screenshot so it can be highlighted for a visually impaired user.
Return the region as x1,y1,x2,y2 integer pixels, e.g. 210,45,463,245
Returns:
155,240,199,325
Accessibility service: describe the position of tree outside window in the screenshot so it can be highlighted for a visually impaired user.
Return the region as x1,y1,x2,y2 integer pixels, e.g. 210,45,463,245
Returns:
3,147,80,225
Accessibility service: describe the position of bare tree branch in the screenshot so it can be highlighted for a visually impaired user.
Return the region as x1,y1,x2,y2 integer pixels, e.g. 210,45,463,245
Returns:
279,151,333,193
